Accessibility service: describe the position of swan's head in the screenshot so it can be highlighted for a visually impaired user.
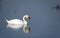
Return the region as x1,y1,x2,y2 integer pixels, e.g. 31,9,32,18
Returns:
23,15,30,20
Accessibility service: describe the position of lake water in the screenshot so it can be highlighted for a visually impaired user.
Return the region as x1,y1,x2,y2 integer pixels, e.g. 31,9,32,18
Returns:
0,0,60,38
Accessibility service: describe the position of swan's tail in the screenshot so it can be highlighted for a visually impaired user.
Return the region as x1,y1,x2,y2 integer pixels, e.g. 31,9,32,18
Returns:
6,19,9,23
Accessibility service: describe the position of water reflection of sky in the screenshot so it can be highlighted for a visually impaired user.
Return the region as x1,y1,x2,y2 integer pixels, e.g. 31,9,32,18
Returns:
0,0,60,38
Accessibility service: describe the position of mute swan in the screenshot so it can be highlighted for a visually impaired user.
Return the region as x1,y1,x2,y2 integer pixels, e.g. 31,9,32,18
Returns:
6,15,30,25
6,15,30,29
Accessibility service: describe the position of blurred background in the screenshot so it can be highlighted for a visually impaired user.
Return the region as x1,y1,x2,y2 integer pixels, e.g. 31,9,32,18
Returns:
0,0,60,38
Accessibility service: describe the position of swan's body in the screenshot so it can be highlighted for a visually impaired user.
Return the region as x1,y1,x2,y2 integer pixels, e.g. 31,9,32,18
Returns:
6,19,23,24
6,15,30,25
6,15,30,33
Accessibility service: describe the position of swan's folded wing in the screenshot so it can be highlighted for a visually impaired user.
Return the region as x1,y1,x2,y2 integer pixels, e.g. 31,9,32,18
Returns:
8,19,23,24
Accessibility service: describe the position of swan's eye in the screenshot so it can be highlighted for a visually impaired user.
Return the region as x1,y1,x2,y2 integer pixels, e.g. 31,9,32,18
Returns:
25,17,26,19
24,17,27,20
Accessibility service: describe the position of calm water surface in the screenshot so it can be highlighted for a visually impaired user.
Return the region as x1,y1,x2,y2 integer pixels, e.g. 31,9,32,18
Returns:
0,0,60,38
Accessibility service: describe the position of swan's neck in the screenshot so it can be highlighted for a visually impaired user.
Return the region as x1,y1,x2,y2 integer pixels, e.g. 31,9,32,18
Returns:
23,17,27,25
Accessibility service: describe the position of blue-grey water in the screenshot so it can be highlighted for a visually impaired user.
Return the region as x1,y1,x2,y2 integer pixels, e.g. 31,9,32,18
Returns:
0,0,60,38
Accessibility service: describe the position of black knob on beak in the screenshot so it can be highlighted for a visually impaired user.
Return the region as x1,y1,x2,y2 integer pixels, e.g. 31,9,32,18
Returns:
28,17,30,19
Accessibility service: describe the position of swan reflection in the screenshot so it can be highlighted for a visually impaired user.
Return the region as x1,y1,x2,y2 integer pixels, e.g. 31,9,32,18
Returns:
7,24,30,33
7,24,23,29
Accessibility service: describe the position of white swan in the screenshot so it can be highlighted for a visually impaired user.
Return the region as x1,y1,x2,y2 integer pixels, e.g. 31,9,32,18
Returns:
6,15,30,33
6,15,30,25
